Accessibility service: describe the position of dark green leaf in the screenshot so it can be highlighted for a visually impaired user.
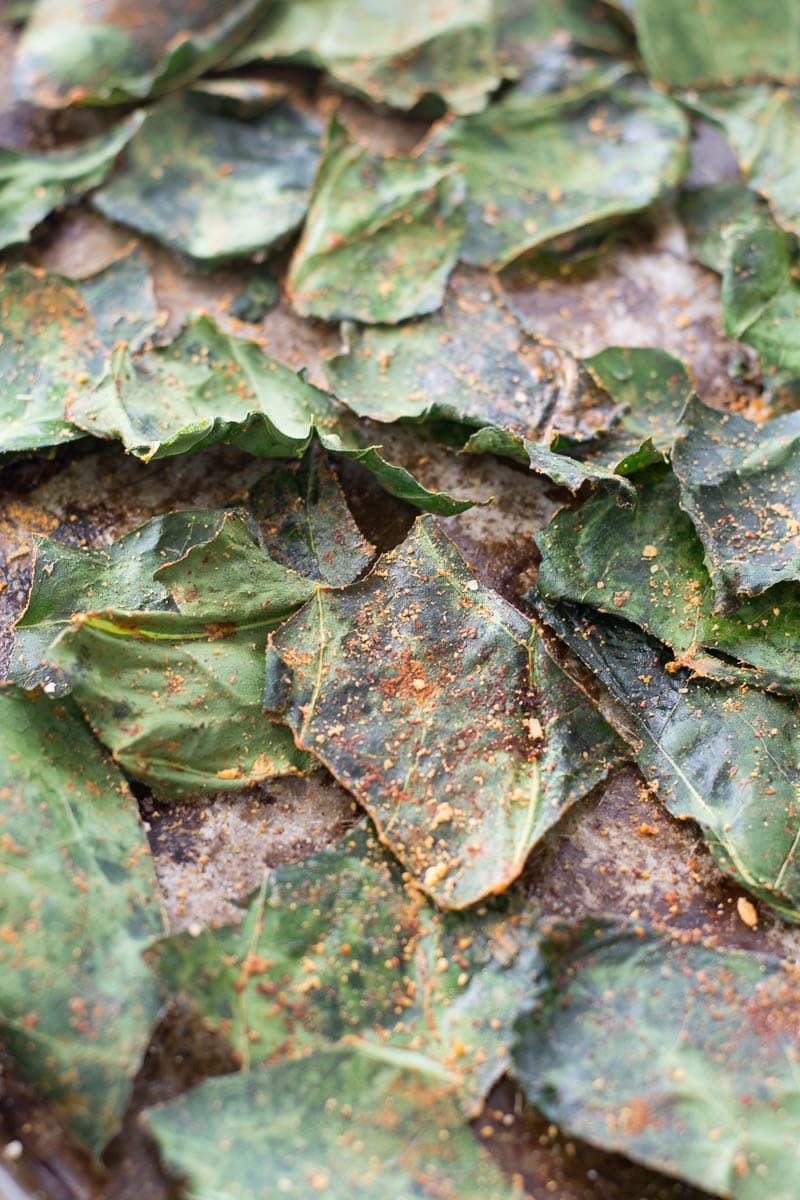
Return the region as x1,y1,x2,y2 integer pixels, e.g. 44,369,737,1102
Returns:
73,245,160,352
0,115,140,250
264,517,626,908
65,315,473,514
13,0,270,106
230,0,503,115
48,513,317,797
513,917,800,1198
428,71,688,268
672,397,800,608
147,1045,522,1200
0,685,164,1153
10,510,225,695
537,464,800,693
93,94,322,265
497,0,634,67
153,823,541,1114
247,446,374,586
325,270,619,439
630,0,800,87
287,120,465,324
535,599,800,922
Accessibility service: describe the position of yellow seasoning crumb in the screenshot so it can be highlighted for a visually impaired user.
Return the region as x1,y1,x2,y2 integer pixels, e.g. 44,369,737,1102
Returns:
642,544,659,559
737,896,758,928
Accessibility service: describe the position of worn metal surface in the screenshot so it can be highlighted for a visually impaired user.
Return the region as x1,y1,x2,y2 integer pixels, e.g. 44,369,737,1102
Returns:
2,15,798,1198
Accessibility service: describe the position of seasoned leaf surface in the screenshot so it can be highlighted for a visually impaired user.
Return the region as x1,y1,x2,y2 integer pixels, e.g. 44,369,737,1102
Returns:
13,0,269,106
65,314,472,514
48,514,316,797
153,824,542,1114
679,182,766,274
536,599,800,922
0,116,139,250
288,121,465,324
10,510,225,694
94,94,322,264
148,1045,521,1200
536,465,800,693
513,919,800,1199
430,72,688,268
325,271,619,441
631,0,800,87
231,0,502,115
246,446,374,586
672,398,800,608
265,518,625,908
0,253,157,458
0,686,164,1153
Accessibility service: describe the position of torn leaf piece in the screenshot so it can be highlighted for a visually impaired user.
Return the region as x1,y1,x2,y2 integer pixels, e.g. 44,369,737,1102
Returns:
0,686,165,1154
535,599,800,923
630,0,800,88
688,87,800,239
0,256,154,457
65,315,472,515
246,445,374,586
72,245,160,353
147,1045,521,1200
0,114,140,250
719,214,800,383
288,121,464,324
536,465,800,694
264,518,626,908
230,0,502,115
672,398,800,609
48,513,316,798
13,0,269,106
10,510,226,695
513,918,800,1199
93,94,322,265
153,824,542,1115
325,270,620,441
429,71,688,268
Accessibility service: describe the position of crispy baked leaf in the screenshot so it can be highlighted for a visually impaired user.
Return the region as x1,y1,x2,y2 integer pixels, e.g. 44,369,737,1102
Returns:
48,513,316,797
0,686,164,1153
672,397,800,608
287,121,464,324
688,87,800,238
429,71,688,268
719,214,800,382
576,346,694,471
10,510,225,695
246,446,374,586
0,115,139,250
536,464,800,692
13,0,269,106
230,0,503,115
93,94,322,265
630,0,800,88
679,182,766,274
497,0,634,68
73,245,160,352
147,1045,521,1200
264,518,626,908
325,271,619,439
65,315,471,514
513,918,800,1198
0,255,156,458
153,823,541,1114
535,599,800,922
